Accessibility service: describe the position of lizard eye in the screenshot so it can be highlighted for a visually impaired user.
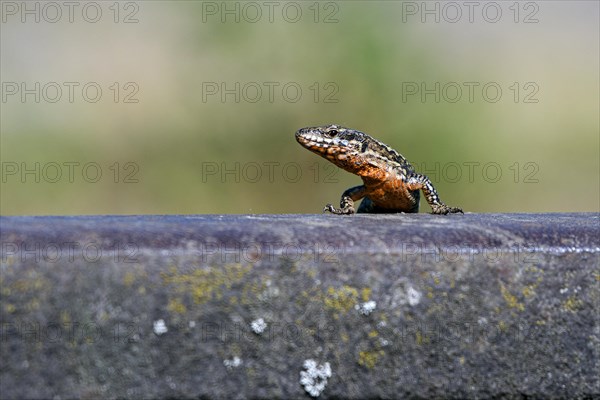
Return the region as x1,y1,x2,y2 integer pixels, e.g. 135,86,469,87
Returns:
326,129,338,137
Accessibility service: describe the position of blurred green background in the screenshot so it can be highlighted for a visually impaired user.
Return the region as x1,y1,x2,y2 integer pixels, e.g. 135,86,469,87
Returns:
1,1,598,215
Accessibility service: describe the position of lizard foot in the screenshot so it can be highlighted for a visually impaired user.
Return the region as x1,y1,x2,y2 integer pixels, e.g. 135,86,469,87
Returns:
323,204,356,215
431,204,463,215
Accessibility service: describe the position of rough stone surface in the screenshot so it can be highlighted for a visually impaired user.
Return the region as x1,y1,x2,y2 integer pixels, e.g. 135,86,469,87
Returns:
0,213,599,399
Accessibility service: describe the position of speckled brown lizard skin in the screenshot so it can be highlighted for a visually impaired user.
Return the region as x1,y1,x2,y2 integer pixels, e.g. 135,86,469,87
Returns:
296,124,463,215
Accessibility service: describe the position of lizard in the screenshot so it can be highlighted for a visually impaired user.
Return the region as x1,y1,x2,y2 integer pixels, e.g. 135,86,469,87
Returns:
295,124,463,215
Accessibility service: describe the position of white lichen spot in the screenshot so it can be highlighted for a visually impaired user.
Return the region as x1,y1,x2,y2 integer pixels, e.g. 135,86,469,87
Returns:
559,287,569,294
166,376,176,390
223,356,242,370
300,359,332,398
251,318,267,334
355,300,377,315
258,285,280,301
153,319,168,335
407,286,422,306
189,320,196,328
160,249,172,257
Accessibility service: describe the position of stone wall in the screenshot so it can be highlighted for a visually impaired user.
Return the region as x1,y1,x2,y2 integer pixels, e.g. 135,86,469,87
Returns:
1,214,598,398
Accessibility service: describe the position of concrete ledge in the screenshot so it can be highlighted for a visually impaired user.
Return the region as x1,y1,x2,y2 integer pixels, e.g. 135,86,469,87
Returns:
1,213,599,399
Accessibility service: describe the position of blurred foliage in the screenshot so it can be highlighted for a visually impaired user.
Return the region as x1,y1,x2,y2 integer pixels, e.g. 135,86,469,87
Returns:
1,2,598,215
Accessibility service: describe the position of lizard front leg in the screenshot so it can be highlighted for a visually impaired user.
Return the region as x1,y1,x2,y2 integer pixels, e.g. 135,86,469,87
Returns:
407,174,463,215
324,185,367,215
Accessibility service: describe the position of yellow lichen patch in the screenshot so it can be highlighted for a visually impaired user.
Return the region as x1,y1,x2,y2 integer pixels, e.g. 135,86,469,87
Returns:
240,281,266,305
358,350,385,369
229,343,242,355
26,299,40,311
305,327,317,336
498,320,507,332
368,330,378,338
11,280,27,292
459,356,465,365
167,298,187,314
500,283,525,311
522,285,535,298
415,331,423,345
361,287,372,302
323,285,360,313
1,254,15,266
426,286,435,299
521,272,542,298
4,275,50,314
161,264,252,305
562,296,583,312
60,311,71,325
12,277,48,292
525,265,544,275
341,333,349,343
123,272,135,287
99,311,109,322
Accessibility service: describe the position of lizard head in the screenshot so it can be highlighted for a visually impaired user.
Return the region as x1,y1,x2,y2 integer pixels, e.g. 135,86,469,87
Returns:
295,125,371,172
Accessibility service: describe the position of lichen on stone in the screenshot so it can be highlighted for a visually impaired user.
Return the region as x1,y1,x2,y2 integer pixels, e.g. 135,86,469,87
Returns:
407,286,422,306
153,319,168,335
300,359,331,397
250,318,267,334
358,350,384,369
500,283,525,311
324,285,359,312
355,300,377,315
223,356,242,370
